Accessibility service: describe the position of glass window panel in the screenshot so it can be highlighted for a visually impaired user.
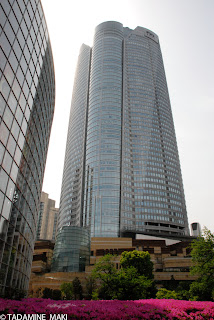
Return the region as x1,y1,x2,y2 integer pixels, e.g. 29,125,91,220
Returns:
2,243,11,264
18,131,25,149
4,62,15,86
0,75,10,100
10,161,18,183
26,36,33,55
19,91,26,111
20,18,28,39
26,69,32,87
4,21,15,46
0,121,9,146
0,93,6,117
22,81,29,99
11,119,20,140
14,146,22,166
26,95,33,112
7,91,18,114
17,67,25,88
2,151,12,174
7,134,16,157
0,217,8,242
20,55,27,75
0,142,5,164
27,2,34,20
0,168,8,193
17,29,25,50
30,26,36,44
17,0,25,14
12,2,22,23
15,106,24,126
0,48,7,71
8,50,19,73
24,10,31,30
12,78,21,100
8,9,19,34
0,5,7,27
3,106,13,129
1,0,11,15
13,39,22,61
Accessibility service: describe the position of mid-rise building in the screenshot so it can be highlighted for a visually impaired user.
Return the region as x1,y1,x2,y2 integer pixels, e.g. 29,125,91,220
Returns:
57,21,189,241
0,0,55,296
36,192,58,241
190,222,201,237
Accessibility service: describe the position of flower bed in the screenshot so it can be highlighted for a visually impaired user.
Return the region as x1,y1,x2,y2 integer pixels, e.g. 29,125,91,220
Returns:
0,298,213,319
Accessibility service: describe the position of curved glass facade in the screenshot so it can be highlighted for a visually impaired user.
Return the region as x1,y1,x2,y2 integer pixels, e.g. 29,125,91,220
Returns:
57,44,91,230
57,21,189,248
51,226,90,272
0,0,55,296
121,27,189,236
83,22,123,237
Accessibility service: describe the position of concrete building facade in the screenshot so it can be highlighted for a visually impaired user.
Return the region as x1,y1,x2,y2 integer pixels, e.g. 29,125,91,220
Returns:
29,237,197,297
36,192,58,241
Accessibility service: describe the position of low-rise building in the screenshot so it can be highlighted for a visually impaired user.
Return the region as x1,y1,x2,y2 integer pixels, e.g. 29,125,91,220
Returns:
29,237,197,297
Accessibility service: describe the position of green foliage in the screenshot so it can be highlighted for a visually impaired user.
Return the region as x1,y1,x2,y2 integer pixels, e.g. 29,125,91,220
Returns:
120,250,154,279
2,287,26,300
42,287,62,300
91,290,99,300
156,288,179,299
176,281,191,300
52,289,62,300
85,275,97,300
116,266,155,300
60,282,73,300
42,287,54,299
72,277,83,300
190,228,214,301
92,253,156,300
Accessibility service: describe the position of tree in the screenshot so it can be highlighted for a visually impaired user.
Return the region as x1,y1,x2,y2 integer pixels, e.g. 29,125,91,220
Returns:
116,266,155,300
85,275,97,300
92,252,156,300
42,287,53,299
91,254,119,299
120,250,154,279
189,228,214,301
72,277,83,300
156,288,179,299
60,282,73,300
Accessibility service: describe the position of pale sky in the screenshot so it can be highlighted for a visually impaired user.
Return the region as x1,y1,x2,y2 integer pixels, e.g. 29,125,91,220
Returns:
41,0,214,233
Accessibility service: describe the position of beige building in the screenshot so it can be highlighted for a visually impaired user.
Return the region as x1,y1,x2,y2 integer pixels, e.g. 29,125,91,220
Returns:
29,236,197,297
36,192,59,241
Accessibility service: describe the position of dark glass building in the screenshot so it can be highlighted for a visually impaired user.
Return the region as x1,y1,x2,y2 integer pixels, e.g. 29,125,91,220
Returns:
0,0,55,296
57,21,189,245
51,226,90,272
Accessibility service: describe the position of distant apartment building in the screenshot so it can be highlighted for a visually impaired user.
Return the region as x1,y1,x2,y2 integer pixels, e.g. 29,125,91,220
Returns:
0,0,55,296
36,192,58,241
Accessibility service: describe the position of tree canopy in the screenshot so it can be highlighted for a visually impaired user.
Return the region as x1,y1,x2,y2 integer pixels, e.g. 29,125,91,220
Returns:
92,251,156,300
120,250,154,279
190,228,214,301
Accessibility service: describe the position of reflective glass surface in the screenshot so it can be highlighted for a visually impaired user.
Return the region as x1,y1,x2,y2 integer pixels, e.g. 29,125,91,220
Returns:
57,21,189,247
0,0,55,296
51,226,90,272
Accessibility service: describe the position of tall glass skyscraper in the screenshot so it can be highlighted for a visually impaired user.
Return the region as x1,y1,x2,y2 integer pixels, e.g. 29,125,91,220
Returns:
57,21,189,242
0,0,55,296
